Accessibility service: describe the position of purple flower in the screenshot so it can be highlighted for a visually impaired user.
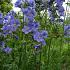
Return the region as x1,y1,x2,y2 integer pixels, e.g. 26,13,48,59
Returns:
55,0,65,5
28,21,40,31
56,5,64,16
15,0,22,8
34,45,40,49
33,31,44,42
15,19,20,26
27,0,35,8
64,25,70,31
21,7,36,22
3,47,12,54
0,41,5,48
41,30,48,38
22,21,39,34
55,0,65,21
0,19,3,24
7,11,16,16
56,5,64,12
15,35,19,40
48,8,55,21
3,14,14,24
64,24,70,37
0,13,3,18
10,18,16,25
41,40,46,46
1,12,20,36
22,25,32,34
2,24,18,34
47,0,51,3
33,30,48,46
0,13,3,24
3,16,9,24
9,18,20,26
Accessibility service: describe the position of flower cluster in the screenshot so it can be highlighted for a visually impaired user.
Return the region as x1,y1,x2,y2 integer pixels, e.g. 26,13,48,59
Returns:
0,11,20,54
1,11,20,36
47,0,65,22
3,46,12,54
55,0,65,22
15,0,48,47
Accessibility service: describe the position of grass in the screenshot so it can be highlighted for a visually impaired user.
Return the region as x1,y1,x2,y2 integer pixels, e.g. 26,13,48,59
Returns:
0,36,70,70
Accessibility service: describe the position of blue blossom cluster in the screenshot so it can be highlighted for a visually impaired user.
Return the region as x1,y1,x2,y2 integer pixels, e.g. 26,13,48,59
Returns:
15,0,48,47
48,0,65,22
48,7,55,22
64,24,70,37
0,40,12,54
3,46,12,54
0,11,20,54
1,11,20,36
55,0,65,22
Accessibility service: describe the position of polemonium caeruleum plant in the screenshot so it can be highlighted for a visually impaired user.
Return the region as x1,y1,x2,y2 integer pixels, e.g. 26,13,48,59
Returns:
47,0,65,22
0,11,20,54
15,0,48,47
1,0,70,70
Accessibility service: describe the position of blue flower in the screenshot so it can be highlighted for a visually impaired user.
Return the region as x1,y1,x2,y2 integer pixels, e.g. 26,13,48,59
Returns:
15,35,19,40
27,0,35,8
56,5,64,16
3,47,12,54
0,13,3,18
15,0,22,8
41,30,48,38
3,16,9,24
21,7,36,22
22,25,32,34
22,21,39,34
64,24,70,37
47,0,51,3
33,30,48,46
33,31,45,42
34,45,40,49
7,11,16,16
0,41,5,48
3,14,14,24
48,8,55,21
9,18,20,26
2,12,20,35
15,19,20,26
10,18,16,25
2,24,18,34
0,13,3,24
28,21,40,32
0,19,3,24
41,40,46,46
55,0,65,5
